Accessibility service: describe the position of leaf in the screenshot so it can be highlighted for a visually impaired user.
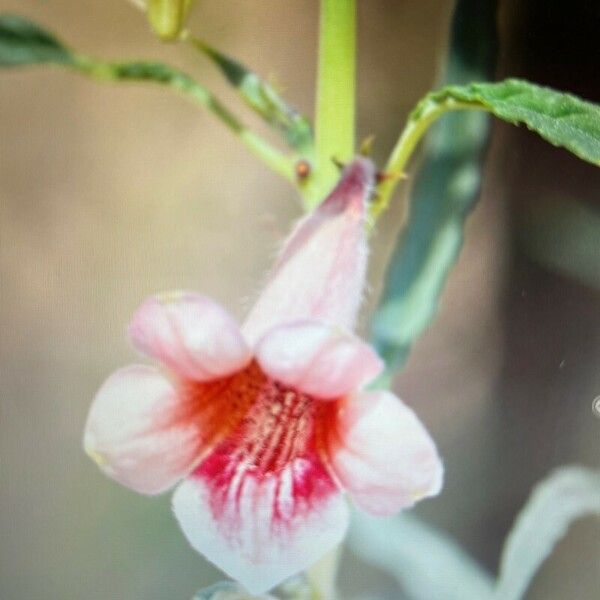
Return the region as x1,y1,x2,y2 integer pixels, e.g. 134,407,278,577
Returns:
428,79,600,166
348,511,494,600
495,466,600,600
188,37,313,153
370,0,498,376
0,13,74,66
372,2,600,377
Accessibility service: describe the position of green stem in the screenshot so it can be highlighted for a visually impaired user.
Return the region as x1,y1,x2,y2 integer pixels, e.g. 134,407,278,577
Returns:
73,54,295,183
371,97,476,221
311,0,357,206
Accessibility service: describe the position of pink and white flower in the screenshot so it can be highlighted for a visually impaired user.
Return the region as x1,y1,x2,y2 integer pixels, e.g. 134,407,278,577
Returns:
83,158,443,594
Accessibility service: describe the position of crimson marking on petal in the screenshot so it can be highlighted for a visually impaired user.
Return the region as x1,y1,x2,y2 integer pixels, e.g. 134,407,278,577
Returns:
195,449,338,539
184,360,340,540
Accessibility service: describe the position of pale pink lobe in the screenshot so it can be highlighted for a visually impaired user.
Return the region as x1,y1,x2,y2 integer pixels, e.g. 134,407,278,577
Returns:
242,157,376,344
128,292,251,381
328,390,443,516
83,365,203,495
171,361,348,594
255,320,383,399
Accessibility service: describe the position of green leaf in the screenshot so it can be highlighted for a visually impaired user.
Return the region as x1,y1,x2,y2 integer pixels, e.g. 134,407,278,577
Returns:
348,511,494,600
188,37,313,153
372,2,600,377
0,13,74,66
495,466,600,600
371,0,498,376
427,79,600,166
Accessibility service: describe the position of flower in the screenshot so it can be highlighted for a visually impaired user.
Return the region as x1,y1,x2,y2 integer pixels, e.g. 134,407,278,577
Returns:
83,158,443,594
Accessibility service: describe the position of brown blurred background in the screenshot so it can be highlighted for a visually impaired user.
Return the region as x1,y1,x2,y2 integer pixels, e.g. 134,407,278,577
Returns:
1,1,598,599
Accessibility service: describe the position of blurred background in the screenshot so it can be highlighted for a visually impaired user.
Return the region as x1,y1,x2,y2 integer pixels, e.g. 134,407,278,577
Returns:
1,1,598,599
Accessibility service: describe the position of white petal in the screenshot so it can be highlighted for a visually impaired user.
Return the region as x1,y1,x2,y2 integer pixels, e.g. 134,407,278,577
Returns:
172,451,349,594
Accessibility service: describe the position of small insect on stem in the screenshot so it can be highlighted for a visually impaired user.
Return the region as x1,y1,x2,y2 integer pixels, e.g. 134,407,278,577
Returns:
295,159,312,182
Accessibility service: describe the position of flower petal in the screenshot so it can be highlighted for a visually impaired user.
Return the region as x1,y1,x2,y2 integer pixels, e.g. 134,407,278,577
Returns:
243,158,376,344
128,292,251,381
84,365,203,494
173,449,349,594
255,321,383,399
328,390,443,516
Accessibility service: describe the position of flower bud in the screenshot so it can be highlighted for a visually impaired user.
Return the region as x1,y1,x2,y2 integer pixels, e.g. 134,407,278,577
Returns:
143,0,196,41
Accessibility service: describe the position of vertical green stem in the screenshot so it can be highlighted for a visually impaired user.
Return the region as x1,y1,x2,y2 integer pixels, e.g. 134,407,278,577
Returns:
311,0,356,206
297,2,358,594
